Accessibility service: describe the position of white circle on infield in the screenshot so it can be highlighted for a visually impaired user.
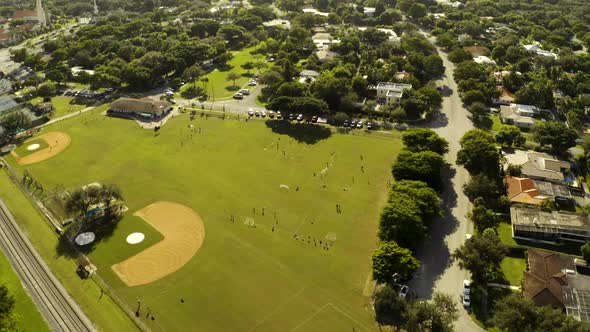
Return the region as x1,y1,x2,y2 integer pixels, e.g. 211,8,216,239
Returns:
126,232,145,244
27,144,41,151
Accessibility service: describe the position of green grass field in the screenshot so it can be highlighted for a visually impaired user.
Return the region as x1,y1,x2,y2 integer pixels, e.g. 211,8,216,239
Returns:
4,108,401,331
500,255,526,286
12,138,49,158
0,249,50,332
190,45,266,100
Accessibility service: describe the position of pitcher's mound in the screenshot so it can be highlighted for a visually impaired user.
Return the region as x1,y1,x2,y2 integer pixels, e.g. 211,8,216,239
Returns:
126,232,145,244
112,202,205,287
14,131,71,165
27,143,40,151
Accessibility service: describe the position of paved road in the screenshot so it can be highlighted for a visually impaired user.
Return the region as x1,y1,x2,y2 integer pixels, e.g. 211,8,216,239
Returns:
408,32,484,331
0,199,96,332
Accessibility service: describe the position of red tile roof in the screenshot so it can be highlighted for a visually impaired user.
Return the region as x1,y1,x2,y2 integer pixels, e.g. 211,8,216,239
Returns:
505,176,546,205
12,10,37,19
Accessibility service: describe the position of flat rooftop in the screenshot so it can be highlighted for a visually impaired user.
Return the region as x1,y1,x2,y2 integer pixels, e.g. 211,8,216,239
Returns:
511,207,590,230
377,82,412,90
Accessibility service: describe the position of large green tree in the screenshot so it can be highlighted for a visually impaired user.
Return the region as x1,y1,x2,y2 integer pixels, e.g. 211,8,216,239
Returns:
372,242,420,283
405,292,458,332
0,111,31,136
457,129,500,176
402,128,449,155
392,150,445,190
452,229,507,284
379,195,426,247
389,180,442,224
468,198,500,232
374,285,408,329
0,285,17,331
532,121,578,154
496,125,525,147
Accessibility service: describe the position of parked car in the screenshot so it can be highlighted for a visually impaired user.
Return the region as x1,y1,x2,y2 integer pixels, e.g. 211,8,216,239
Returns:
296,114,304,121
288,114,294,121
261,111,266,117
343,120,349,127
399,285,409,299
240,88,250,95
367,122,373,130
248,110,254,117
276,111,282,119
248,80,257,86
233,93,244,99
311,115,318,123
254,110,260,117
356,121,363,128
463,294,471,308
463,280,471,295
269,111,275,118
350,120,356,128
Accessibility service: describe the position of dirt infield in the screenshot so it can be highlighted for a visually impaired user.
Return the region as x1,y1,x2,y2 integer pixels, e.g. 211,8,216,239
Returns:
111,201,205,287
13,131,71,165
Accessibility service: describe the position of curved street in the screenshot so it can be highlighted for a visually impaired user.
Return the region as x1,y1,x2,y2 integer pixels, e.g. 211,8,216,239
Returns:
408,32,484,331
0,199,96,332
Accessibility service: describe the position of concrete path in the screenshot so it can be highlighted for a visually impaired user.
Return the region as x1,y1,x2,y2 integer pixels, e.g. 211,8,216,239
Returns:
487,283,520,290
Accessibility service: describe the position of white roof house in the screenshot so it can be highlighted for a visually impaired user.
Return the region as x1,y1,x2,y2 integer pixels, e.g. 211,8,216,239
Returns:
357,27,400,42
376,82,412,106
500,103,539,129
473,55,496,65
363,7,376,17
302,8,330,17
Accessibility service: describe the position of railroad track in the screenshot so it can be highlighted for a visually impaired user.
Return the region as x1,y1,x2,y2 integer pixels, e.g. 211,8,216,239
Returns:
0,199,96,332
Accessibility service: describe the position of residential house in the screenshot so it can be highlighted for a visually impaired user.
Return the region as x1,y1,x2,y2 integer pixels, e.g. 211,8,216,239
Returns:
473,55,496,65
492,86,515,105
506,176,572,206
523,249,590,322
298,69,320,84
510,207,590,243
500,103,537,128
357,27,400,42
363,7,376,17
502,148,571,183
34,102,53,114
108,98,171,119
0,79,12,95
302,8,330,17
12,10,39,23
71,66,95,77
524,43,558,59
0,29,17,47
0,96,19,116
524,249,574,308
376,82,412,106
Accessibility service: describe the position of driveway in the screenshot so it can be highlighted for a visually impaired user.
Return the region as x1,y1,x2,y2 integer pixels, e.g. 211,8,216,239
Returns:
408,32,483,331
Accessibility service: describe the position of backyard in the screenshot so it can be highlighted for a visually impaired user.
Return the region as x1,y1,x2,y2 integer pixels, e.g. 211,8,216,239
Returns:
4,107,401,332
29,96,87,118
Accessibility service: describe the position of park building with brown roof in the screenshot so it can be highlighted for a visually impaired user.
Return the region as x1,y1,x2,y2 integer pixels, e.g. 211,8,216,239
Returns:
108,98,171,119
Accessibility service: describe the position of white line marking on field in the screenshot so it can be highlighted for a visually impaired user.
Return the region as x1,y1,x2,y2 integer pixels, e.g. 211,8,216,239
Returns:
250,287,306,331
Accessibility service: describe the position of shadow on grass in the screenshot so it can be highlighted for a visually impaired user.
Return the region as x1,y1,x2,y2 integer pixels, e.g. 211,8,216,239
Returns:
56,213,122,259
474,115,492,129
265,120,332,144
225,85,239,92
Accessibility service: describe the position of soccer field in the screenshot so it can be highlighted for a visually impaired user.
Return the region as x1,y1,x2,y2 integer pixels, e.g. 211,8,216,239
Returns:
5,109,401,331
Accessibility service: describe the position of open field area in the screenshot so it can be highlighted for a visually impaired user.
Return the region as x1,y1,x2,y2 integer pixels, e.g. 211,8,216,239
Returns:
4,108,401,331
0,248,50,332
191,45,266,100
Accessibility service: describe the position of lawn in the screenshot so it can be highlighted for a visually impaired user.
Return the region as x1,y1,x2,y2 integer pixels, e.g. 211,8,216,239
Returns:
190,44,266,100
0,249,50,332
12,137,49,158
0,172,140,332
500,255,526,286
30,96,86,118
4,108,401,331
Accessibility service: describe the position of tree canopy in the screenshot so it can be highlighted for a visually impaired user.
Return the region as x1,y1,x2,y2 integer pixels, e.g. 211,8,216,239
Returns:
372,241,420,283
453,228,507,284
532,121,578,154
402,128,449,155
457,129,500,176
392,150,445,191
